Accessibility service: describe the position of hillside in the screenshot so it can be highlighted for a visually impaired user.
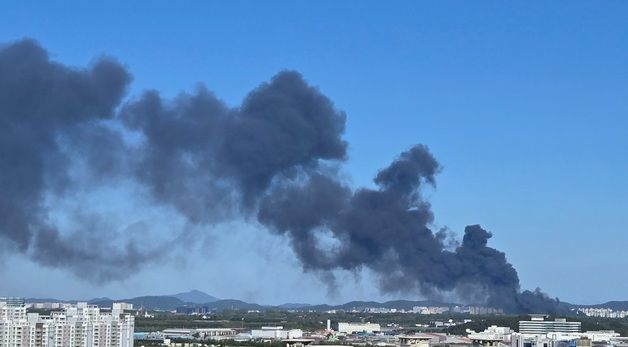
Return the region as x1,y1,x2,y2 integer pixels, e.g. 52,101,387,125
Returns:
90,296,185,311
170,290,219,304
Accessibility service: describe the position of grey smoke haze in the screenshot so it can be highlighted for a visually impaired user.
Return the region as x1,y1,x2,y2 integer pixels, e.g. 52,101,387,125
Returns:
0,39,559,312
0,39,155,282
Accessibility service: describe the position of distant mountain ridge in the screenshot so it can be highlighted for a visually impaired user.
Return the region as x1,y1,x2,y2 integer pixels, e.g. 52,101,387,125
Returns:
25,296,463,312
89,296,185,311
278,303,312,309
302,299,461,312
25,290,219,311
170,290,219,304
576,301,628,311
23,292,628,314
26,298,77,304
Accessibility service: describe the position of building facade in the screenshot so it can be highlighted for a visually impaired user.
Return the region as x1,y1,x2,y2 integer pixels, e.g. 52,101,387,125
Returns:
519,316,580,335
511,316,620,347
251,326,303,339
337,322,381,334
0,299,134,347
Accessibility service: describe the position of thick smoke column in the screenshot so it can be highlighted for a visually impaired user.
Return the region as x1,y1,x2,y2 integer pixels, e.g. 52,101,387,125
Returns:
122,72,559,312
0,39,154,281
0,39,559,313
258,148,560,313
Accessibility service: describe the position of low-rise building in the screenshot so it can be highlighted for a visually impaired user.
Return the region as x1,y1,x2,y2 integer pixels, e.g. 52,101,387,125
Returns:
468,325,514,346
163,328,195,339
196,328,237,339
337,322,381,334
251,326,303,339
398,335,433,347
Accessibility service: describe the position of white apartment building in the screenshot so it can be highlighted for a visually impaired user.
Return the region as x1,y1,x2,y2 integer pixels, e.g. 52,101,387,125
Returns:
577,308,628,319
0,298,134,347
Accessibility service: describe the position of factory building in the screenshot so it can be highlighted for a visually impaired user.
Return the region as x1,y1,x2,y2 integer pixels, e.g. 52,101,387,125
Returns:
251,326,303,339
337,322,381,334
196,328,237,339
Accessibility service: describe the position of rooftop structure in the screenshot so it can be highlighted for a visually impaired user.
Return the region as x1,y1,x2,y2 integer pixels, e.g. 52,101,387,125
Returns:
468,325,514,346
398,334,433,347
283,338,316,347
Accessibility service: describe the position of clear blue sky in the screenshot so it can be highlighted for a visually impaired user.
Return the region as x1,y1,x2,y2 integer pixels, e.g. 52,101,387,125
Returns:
1,1,627,305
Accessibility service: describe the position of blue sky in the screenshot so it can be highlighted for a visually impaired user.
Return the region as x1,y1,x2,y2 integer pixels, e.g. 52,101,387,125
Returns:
1,1,627,305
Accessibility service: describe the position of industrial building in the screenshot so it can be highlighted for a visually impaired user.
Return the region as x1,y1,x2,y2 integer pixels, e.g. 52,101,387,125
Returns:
337,322,381,334
251,326,303,339
160,328,237,341
196,328,237,339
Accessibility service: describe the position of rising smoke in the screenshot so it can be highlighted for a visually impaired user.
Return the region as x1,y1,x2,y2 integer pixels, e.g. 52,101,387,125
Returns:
0,39,559,313
0,39,157,282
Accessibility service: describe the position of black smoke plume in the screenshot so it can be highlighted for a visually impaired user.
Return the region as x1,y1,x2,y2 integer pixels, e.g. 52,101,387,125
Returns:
0,39,156,281
120,71,347,222
258,148,560,313
0,39,559,313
